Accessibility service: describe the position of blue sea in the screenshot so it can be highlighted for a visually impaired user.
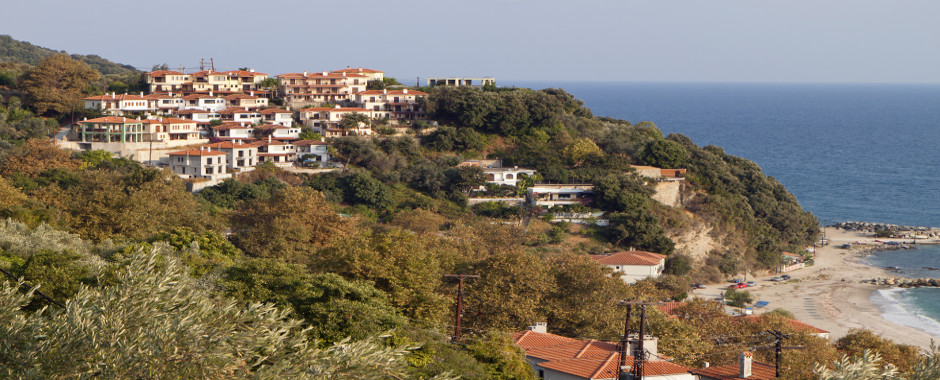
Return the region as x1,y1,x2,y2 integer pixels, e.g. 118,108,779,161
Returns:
507,80,940,338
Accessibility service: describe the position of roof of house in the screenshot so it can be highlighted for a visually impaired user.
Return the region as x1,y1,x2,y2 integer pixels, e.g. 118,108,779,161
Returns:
511,331,690,379
294,140,329,146
218,107,260,115
147,70,184,76
79,116,141,124
167,148,226,156
782,252,801,258
656,301,687,316
590,251,667,266
690,361,777,380
173,109,214,115
140,117,193,125
203,141,257,149
224,93,262,100
331,67,384,74
540,352,691,379
278,71,367,79
259,108,291,114
357,89,428,96
83,94,148,101
211,123,254,131
299,106,369,112
224,69,267,77
183,94,222,100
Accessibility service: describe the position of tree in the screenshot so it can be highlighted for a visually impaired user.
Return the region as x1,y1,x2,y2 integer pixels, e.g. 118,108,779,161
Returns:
0,247,455,379
231,186,347,262
835,329,920,371
338,112,370,135
640,139,689,169
18,53,99,116
664,253,693,276
722,288,753,307
563,137,604,166
0,138,78,178
814,351,900,380
299,127,322,140
221,259,406,343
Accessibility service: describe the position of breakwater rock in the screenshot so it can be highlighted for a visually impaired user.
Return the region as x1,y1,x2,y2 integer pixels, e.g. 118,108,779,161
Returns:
864,277,940,288
833,221,939,239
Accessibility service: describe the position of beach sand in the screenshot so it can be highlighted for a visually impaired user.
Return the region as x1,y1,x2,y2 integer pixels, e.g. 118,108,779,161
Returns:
692,227,938,350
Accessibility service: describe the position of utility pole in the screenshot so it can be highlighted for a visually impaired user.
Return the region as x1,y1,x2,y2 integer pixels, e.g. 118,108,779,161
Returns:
200,58,205,71
444,274,479,342
753,330,803,378
210,58,215,71
615,301,661,380
633,305,647,380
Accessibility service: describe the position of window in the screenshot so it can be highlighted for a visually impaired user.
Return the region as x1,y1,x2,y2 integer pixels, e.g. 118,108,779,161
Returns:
238,150,244,157
206,167,213,174
207,158,213,165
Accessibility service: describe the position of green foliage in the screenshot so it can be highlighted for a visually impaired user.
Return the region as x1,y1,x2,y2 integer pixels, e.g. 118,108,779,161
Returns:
338,112,370,132
222,259,405,343
663,253,693,276
463,332,536,380
472,202,521,219
0,246,453,379
835,329,920,372
639,139,688,168
723,287,753,307
421,125,486,151
339,170,394,210
0,96,58,143
814,350,900,380
197,177,286,209
299,127,322,140
149,227,242,276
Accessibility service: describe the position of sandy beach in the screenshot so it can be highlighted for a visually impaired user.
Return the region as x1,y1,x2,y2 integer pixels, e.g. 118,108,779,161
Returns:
692,226,939,350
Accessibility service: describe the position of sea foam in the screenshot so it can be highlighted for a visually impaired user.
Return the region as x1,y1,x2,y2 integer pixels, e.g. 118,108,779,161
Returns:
872,288,940,338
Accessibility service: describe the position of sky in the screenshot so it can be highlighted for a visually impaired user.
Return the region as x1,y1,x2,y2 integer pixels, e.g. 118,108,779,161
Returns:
4,0,939,84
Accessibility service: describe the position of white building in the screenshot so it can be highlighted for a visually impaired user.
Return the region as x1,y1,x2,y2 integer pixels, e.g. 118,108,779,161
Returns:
172,109,222,125
259,108,294,127
277,71,369,109
203,141,259,173
167,147,231,181
295,139,331,164
483,167,538,187
210,123,255,140
218,107,262,125
82,93,154,116
590,251,667,284
298,106,373,136
183,94,228,112
256,139,297,167
353,89,428,121
527,184,594,207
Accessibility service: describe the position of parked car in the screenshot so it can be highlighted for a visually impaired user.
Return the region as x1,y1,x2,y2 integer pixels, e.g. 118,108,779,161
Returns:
746,281,756,287
694,283,707,289
769,277,782,282
728,283,747,289
732,279,743,283
781,274,792,280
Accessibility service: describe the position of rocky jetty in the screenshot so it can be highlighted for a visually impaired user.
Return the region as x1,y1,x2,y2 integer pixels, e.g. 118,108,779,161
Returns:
832,222,939,239
864,277,940,288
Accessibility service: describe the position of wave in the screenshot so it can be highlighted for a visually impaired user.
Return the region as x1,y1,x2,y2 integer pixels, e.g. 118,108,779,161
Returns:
871,288,940,338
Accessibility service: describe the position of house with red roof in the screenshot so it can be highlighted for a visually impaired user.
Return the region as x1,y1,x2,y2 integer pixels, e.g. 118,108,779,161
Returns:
255,138,297,167
277,71,368,109
83,93,154,116
590,251,667,284
139,118,203,144
224,93,269,110
202,141,259,173
331,66,384,82
76,116,146,143
298,105,373,136
167,146,230,181
353,88,428,121
146,69,268,95
512,326,694,380
146,70,188,93
295,139,332,164
690,352,777,380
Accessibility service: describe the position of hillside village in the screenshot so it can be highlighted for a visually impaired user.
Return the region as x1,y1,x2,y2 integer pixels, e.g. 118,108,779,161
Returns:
2,41,935,380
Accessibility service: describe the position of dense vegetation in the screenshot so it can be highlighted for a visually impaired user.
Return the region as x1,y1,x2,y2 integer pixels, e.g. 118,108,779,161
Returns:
5,36,936,378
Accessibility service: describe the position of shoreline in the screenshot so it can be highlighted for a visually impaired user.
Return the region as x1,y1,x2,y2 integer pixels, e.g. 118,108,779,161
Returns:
694,226,939,350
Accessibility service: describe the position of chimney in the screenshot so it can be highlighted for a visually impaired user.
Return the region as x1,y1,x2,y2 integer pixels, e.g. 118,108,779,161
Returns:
347,65,351,69
320,137,325,142
703,362,710,368
334,105,340,109
250,91,254,96
249,68,255,73
383,89,387,94
268,135,272,143
303,71,307,77
322,71,328,76
209,90,213,97
739,351,753,378
527,322,547,334
403,89,408,94
342,72,346,77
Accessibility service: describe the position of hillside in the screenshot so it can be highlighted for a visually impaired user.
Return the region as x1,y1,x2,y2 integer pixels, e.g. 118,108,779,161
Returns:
0,35,139,76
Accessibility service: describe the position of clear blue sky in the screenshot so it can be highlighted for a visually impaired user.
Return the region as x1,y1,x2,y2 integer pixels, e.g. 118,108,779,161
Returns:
5,0,939,83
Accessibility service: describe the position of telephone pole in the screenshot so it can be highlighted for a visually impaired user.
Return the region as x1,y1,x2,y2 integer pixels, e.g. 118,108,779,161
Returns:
615,301,662,380
753,330,803,378
444,274,479,342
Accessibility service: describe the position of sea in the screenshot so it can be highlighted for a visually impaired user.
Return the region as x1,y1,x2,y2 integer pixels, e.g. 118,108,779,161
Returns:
507,81,940,338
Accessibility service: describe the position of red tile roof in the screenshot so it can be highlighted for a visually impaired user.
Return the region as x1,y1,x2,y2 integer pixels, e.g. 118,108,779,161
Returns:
173,109,214,115
203,141,257,149
294,140,329,146
278,72,367,79
539,352,692,379
357,89,428,96
217,107,260,115
657,301,687,316
167,148,226,156
259,108,290,114
79,116,141,124
300,107,369,112
147,70,184,76
224,70,267,77
331,67,384,74
211,123,254,131
591,251,666,266
690,362,776,380
83,94,148,101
